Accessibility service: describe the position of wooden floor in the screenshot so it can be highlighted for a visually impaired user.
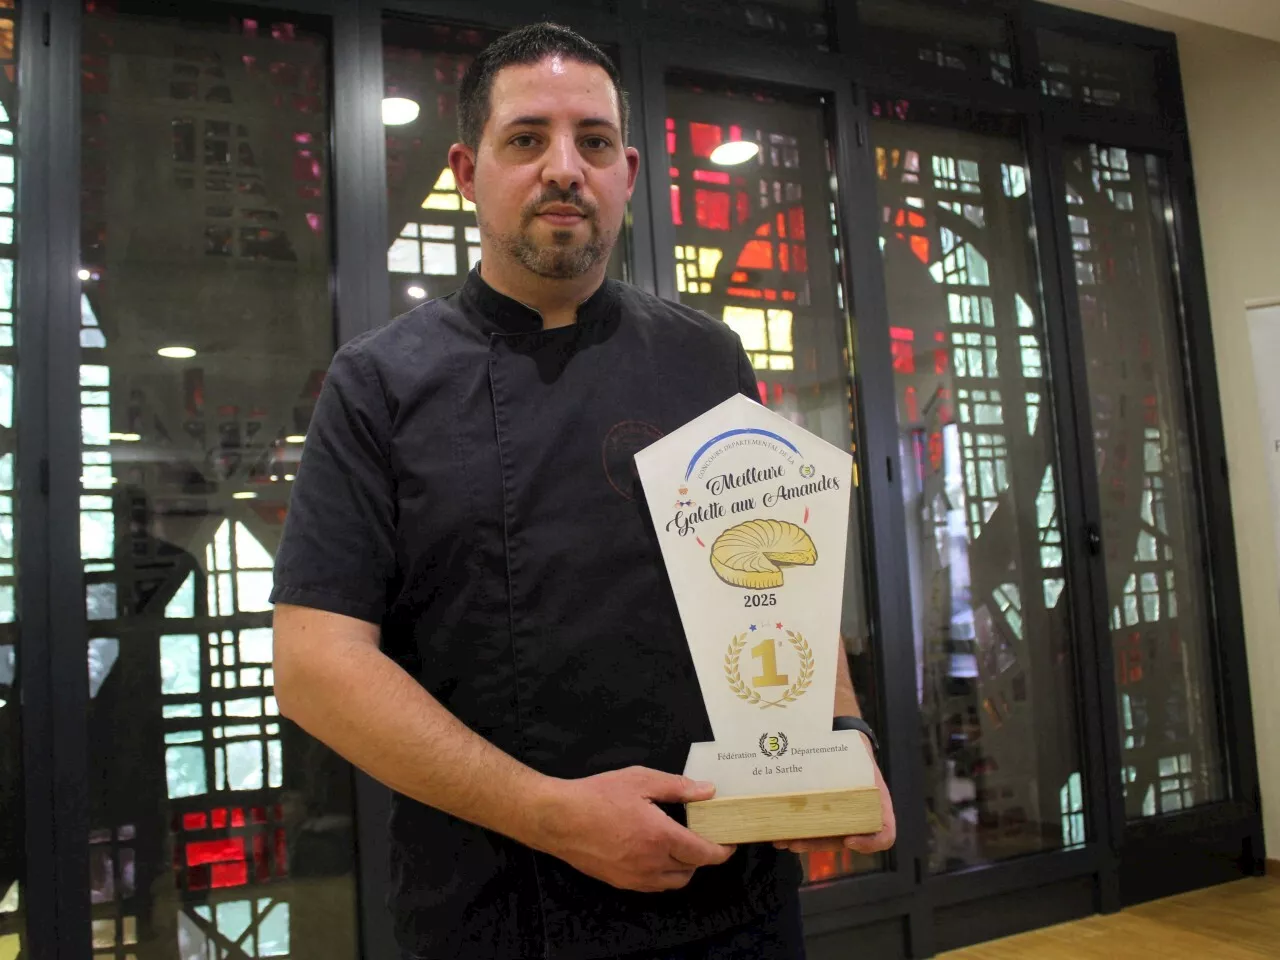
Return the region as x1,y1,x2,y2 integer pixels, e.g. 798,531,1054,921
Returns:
939,875,1280,959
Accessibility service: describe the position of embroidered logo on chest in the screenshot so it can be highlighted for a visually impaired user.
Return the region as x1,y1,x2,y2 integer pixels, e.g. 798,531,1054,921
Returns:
602,421,665,500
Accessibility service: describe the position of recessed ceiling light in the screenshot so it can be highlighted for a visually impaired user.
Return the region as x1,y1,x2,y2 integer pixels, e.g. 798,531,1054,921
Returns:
77,269,92,281
382,97,421,126
232,491,257,500
107,432,141,442
157,346,197,359
285,435,306,444
284,474,296,481
407,285,427,299
709,140,760,166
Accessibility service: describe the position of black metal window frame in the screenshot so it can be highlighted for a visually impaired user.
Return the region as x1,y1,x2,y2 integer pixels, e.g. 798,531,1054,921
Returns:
17,0,1263,958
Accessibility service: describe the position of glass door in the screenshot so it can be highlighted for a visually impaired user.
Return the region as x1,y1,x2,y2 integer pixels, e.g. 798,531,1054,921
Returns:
869,100,1090,876
76,4,360,955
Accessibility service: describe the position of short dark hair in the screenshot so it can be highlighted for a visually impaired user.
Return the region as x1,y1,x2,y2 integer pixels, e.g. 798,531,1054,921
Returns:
457,22,629,149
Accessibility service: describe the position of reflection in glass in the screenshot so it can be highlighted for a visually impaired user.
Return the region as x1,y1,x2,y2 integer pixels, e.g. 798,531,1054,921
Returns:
1065,144,1225,818
858,0,1013,86
644,0,830,50
1038,31,1160,113
80,6,358,955
0,4,20,954
382,20,627,318
666,76,878,882
872,102,1086,872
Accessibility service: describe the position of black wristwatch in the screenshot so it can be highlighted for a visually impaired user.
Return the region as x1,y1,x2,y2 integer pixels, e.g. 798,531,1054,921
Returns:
832,715,879,752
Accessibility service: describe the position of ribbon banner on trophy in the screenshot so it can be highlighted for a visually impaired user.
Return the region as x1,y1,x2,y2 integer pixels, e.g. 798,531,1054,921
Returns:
635,394,880,843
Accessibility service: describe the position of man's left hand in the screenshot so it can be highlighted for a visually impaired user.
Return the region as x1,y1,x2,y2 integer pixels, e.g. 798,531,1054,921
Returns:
771,752,896,856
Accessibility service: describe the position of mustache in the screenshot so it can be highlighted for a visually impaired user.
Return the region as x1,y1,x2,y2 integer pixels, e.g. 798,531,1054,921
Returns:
522,187,597,221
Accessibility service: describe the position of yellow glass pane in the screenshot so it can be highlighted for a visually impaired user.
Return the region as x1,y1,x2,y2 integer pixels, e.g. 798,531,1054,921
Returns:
423,193,461,211
698,247,723,280
684,244,696,260
700,282,712,293
433,168,457,191
462,197,476,212
768,354,795,371
766,309,794,352
723,305,767,351
676,263,687,293
0,934,17,960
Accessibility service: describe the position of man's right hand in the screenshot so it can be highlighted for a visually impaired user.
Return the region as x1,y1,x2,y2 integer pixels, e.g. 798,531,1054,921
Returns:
530,766,737,893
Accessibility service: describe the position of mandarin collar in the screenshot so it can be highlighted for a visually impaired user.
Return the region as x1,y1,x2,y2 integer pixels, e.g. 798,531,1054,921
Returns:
459,265,618,337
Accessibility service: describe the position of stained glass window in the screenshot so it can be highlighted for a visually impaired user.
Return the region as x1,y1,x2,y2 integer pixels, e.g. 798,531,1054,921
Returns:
383,21,628,317
666,75,877,883
79,6,357,956
1065,143,1226,818
872,100,1086,872
0,2,20,954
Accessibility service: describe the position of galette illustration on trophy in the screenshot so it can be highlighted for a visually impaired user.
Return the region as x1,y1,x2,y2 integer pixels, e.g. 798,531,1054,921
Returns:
634,394,881,843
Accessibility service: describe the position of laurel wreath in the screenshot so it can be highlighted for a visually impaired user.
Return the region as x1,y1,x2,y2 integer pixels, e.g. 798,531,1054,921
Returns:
758,731,789,758
724,630,814,709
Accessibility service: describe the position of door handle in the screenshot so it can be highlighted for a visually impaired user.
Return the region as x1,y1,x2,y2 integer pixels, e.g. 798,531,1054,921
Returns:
1085,522,1102,557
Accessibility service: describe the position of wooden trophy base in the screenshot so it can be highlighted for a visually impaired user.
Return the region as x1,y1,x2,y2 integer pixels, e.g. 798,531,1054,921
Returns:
686,787,882,845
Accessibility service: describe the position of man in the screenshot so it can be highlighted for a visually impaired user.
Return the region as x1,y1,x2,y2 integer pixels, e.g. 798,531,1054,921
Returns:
271,22,895,960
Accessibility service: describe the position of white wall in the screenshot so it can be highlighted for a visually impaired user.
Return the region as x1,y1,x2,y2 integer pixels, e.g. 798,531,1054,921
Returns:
1050,0,1280,859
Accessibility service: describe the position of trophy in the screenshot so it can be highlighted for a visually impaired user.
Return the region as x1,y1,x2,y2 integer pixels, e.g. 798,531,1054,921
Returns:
635,394,882,844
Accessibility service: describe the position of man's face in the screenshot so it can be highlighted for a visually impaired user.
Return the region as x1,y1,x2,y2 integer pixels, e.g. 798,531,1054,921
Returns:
451,56,640,280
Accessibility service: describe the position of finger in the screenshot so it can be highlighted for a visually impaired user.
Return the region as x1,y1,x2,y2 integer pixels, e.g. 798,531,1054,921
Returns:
640,771,717,804
667,826,736,867
844,831,892,854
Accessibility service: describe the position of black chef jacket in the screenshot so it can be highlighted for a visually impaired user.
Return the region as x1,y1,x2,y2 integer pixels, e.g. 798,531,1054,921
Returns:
270,267,802,959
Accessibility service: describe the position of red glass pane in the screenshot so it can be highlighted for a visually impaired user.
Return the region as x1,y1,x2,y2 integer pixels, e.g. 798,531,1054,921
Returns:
670,185,682,226
688,122,722,158
738,239,773,269
211,861,249,888
694,189,730,230
788,207,806,240
891,340,915,374
186,837,245,867
693,169,729,184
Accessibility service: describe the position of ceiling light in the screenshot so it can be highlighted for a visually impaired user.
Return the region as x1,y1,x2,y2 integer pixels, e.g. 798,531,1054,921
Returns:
709,140,760,166
77,269,92,281
285,435,305,444
284,474,296,481
157,346,197,359
232,491,257,500
108,432,141,442
407,285,427,299
382,97,420,126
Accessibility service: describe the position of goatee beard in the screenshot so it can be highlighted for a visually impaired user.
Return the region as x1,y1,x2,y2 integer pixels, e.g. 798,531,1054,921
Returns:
501,228,611,279
487,186,614,279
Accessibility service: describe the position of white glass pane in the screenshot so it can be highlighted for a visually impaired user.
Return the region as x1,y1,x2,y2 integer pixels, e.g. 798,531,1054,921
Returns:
160,635,201,695
421,241,457,275
387,237,422,274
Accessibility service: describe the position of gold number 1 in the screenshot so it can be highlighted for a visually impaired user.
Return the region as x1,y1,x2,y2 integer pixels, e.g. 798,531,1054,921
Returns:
751,638,789,688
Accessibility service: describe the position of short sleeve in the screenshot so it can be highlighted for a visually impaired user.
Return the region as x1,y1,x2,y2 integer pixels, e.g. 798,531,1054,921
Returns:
736,346,761,403
270,343,396,624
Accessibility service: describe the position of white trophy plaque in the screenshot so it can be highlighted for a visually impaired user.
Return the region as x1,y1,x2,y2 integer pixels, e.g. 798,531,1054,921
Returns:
635,394,881,844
